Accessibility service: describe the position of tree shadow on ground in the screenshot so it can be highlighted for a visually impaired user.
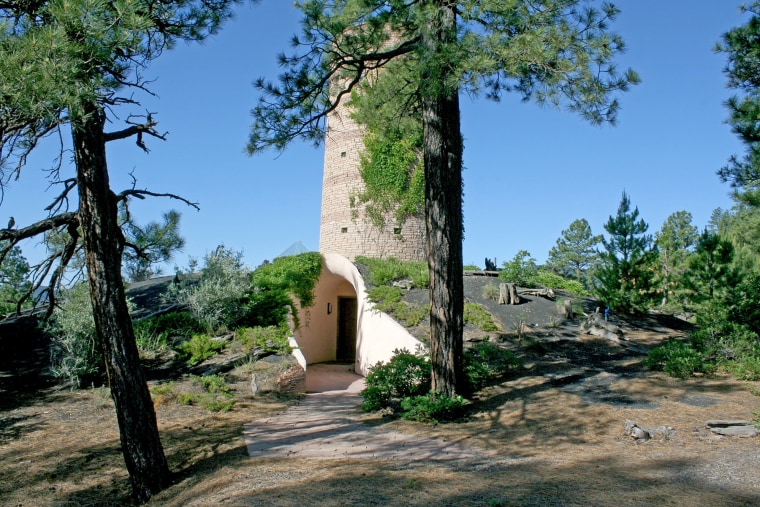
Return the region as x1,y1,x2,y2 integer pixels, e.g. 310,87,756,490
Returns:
167,453,759,507
52,413,251,506
0,315,58,412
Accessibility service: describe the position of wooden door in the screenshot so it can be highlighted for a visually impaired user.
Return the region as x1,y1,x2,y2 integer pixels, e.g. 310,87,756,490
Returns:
336,297,357,362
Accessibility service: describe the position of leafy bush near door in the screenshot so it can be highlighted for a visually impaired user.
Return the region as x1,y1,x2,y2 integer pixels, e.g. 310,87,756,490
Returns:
360,349,431,412
361,344,522,421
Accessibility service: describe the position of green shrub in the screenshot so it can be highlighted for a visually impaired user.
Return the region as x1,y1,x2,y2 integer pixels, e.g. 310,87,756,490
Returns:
367,285,427,327
402,304,427,327
177,375,235,412
407,263,430,289
149,382,179,405
499,250,537,287
529,270,589,295
463,264,481,271
197,374,230,394
133,311,205,354
250,252,323,308
721,354,760,381
47,283,103,388
178,333,226,365
246,252,323,329
236,326,292,355
464,302,499,332
355,256,429,288
239,287,292,328
134,327,170,354
645,340,712,378
464,342,522,391
646,298,760,381
400,392,467,423
168,246,251,333
361,349,431,411
366,284,402,309
690,302,760,379
135,311,203,337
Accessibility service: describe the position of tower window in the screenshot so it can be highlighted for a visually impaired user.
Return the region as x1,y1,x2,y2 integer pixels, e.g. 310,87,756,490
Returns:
394,228,402,235
341,227,348,233
340,151,347,158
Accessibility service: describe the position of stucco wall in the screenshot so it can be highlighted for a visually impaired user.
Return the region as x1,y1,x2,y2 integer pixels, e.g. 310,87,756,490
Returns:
292,253,423,376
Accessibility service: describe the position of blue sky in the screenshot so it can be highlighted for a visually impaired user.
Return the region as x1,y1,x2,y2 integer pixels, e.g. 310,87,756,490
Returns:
1,1,749,273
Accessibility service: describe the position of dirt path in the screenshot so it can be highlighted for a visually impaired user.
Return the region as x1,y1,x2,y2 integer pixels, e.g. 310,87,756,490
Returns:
244,364,497,461
244,392,496,461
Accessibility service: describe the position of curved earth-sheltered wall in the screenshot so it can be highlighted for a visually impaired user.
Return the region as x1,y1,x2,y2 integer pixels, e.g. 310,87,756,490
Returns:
292,253,422,376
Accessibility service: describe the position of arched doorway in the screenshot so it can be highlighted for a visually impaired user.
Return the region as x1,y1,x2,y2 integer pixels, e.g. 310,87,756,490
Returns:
292,253,422,376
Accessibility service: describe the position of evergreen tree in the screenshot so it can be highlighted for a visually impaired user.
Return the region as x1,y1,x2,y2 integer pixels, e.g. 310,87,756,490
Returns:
709,204,760,271
728,271,760,334
0,241,31,314
247,0,638,396
0,0,239,500
716,1,760,206
122,210,186,282
685,229,737,306
595,192,655,313
653,211,698,309
546,218,602,286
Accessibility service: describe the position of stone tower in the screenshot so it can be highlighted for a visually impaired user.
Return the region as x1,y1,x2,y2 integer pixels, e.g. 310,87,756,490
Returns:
318,85,426,261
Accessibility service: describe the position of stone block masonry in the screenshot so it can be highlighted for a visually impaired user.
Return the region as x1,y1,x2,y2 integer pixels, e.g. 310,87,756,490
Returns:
319,76,426,262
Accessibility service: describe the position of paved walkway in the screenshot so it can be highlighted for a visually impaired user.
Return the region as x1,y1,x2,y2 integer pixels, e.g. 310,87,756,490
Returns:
243,364,495,461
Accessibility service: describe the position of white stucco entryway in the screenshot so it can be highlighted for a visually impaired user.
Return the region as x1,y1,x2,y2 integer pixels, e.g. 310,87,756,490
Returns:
291,252,422,376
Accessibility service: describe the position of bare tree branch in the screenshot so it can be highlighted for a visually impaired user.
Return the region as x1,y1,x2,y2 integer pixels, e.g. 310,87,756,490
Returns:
40,221,81,317
0,212,80,317
0,212,79,243
45,178,78,213
104,112,167,152
248,33,419,153
116,189,200,211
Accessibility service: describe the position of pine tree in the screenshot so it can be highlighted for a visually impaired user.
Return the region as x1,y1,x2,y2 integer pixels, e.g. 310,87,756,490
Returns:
0,241,31,314
685,229,737,306
653,211,698,309
546,218,602,286
595,192,655,313
716,1,760,206
247,0,639,396
122,210,186,282
0,0,238,500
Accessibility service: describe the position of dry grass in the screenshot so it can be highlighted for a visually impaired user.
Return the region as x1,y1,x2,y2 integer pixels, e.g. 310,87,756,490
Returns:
2,327,759,506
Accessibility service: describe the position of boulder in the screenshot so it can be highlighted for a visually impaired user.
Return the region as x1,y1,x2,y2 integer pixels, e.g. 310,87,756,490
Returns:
705,420,759,437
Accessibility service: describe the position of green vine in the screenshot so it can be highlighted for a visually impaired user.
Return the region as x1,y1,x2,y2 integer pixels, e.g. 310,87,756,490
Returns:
353,129,424,229
349,57,425,231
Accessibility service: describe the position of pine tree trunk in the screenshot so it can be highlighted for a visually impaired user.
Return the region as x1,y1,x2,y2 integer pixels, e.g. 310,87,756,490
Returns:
421,2,464,397
72,101,171,503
